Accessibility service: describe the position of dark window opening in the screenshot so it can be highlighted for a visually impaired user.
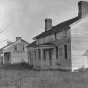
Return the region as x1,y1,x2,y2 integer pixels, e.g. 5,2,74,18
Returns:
4,52,11,63
14,45,17,52
56,47,58,59
23,45,24,51
38,49,41,60
49,49,52,65
34,50,36,60
64,45,68,59
43,49,46,61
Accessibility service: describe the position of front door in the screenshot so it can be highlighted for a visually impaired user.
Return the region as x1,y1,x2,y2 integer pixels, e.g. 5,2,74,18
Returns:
43,48,53,66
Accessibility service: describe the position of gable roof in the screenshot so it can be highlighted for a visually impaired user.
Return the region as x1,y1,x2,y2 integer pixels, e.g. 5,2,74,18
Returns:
0,38,29,50
21,39,29,45
33,16,80,39
0,42,14,50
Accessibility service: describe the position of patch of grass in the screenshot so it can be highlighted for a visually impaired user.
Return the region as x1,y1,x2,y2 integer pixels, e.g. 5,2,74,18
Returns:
0,67,87,88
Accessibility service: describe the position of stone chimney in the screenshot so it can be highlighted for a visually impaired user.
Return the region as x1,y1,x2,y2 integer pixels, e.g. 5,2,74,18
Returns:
16,37,21,41
45,18,52,32
78,1,88,18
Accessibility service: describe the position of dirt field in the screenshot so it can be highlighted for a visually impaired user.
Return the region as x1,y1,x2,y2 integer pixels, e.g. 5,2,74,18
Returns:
0,64,87,88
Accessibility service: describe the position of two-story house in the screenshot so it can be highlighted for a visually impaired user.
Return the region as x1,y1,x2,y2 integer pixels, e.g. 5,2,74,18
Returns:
27,1,88,71
27,18,71,70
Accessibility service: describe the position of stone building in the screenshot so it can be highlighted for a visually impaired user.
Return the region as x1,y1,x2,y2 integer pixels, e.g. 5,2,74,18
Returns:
27,1,88,71
0,37,29,64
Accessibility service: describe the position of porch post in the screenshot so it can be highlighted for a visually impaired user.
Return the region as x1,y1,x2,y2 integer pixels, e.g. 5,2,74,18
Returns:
36,48,39,67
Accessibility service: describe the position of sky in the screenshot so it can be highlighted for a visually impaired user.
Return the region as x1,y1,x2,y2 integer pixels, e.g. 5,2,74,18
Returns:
0,0,87,47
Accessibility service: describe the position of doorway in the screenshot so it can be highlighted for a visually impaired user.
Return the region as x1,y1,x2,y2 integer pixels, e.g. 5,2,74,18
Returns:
4,52,11,64
49,48,53,66
43,48,53,66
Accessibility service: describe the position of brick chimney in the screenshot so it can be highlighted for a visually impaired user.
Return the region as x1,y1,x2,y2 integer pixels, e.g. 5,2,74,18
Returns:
78,1,88,18
45,18,52,32
16,37,21,41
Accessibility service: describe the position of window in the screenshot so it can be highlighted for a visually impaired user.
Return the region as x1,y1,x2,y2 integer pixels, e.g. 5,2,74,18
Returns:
56,47,58,59
34,50,36,59
49,49,52,65
23,45,24,51
64,45,68,59
14,45,17,52
38,49,41,60
43,49,46,61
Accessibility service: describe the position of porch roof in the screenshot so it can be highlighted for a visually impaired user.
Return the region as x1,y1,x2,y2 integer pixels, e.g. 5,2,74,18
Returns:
37,40,65,48
40,39,68,47
27,41,38,47
27,39,68,49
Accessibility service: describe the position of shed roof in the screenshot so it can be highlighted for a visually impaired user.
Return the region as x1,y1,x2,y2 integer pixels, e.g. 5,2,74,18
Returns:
27,41,38,47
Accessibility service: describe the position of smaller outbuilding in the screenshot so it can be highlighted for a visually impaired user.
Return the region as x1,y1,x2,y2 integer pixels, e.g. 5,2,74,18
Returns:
0,37,29,64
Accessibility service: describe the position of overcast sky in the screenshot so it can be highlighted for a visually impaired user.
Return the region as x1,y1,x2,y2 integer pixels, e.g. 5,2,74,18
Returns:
0,0,87,47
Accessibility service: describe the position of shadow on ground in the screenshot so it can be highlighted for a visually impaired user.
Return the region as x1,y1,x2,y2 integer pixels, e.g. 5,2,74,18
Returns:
0,63,33,70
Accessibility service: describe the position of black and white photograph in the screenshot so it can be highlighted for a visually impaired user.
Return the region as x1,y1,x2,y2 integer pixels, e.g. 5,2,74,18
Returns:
0,0,87,88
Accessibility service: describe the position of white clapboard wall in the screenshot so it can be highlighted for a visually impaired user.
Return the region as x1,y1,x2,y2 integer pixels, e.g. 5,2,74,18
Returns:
71,16,88,71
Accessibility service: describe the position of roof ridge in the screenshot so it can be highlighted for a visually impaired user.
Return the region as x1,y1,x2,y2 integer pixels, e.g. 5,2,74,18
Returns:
33,16,80,39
